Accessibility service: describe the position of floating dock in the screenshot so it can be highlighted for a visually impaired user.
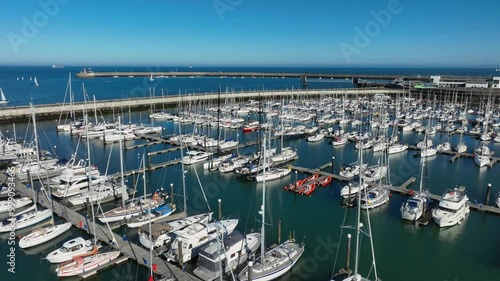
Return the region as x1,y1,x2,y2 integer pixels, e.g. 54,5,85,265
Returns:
291,163,500,216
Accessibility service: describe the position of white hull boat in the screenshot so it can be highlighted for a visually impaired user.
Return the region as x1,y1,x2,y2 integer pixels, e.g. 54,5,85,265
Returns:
0,208,52,232
46,237,96,263
432,187,470,228
237,239,305,281
0,197,32,213
19,222,72,249
55,250,121,277
194,231,261,281
255,167,291,182
165,219,239,264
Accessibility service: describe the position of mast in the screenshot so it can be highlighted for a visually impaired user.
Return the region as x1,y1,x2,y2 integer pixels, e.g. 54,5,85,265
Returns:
419,162,425,194
118,115,128,206
179,122,187,214
260,134,267,263
30,103,41,164
353,135,362,277
143,154,153,278
85,114,97,244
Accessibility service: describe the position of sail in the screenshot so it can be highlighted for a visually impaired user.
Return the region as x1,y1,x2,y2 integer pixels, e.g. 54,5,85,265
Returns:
0,87,6,101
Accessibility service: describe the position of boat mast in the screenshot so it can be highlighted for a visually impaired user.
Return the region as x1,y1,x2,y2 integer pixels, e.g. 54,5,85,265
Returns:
419,162,425,194
85,114,97,244
260,134,267,264
30,103,41,164
353,135,362,278
178,122,187,214
118,115,128,206
143,154,153,278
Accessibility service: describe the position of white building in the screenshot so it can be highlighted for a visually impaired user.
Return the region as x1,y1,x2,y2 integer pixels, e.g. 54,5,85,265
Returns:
430,76,466,87
465,80,489,88
492,77,500,88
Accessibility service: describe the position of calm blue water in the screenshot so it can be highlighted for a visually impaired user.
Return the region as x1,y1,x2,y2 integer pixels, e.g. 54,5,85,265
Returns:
0,65,498,106
0,66,499,281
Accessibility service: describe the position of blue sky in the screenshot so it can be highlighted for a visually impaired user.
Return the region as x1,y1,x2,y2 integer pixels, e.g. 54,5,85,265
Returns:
0,0,499,67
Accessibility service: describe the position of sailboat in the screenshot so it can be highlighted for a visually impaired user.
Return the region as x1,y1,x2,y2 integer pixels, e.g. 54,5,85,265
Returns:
0,170,52,233
331,138,381,281
400,162,430,221
56,114,121,277
34,76,39,87
149,74,154,82
19,183,72,249
238,134,305,281
0,87,9,104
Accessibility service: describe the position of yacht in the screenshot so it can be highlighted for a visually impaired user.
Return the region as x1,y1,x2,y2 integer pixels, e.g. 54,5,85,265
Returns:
126,203,176,228
52,175,108,198
360,186,390,209
437,142,451,152
164,219,239,264
0,206,52,232
270,147,297,162
182,151,211,165
474,144,490,167
307,133,325,142
19,222,72,249
339,164,366,179
340,182,368,199
97,191,166,223
496,192,500,208
0,197,32,213
139,212,212,249
387,143,408,154
421,147,437,158
432,186,470,228
67,183,124,206
193,231,261,281
401,191,429,221
46,237,98,263
361,166,387,182
55,248,121,277
255,167,291,182
332,135,348,146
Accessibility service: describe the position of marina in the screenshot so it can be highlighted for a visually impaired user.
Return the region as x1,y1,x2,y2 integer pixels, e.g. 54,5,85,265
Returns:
1,77,500,280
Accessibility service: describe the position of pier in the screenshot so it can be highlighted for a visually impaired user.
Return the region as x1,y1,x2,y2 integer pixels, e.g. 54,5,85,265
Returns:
75,70,429,82
1,173,201,280
291,163,500,216
0,88,401,123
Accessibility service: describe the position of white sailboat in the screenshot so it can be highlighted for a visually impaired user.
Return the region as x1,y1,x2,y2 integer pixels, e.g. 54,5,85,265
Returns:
238,134,305,281
19,183,72,249
149,74,154,82
34,76,39,87
0,87,9,104
400,162,430,221
331,139,381,281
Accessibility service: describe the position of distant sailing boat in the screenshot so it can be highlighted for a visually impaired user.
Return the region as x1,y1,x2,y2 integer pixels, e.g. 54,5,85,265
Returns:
149,74,154,82
34,76,39,87
0,87,9,104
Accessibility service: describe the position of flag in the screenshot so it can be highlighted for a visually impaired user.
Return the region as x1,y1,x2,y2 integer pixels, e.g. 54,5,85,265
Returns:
148,277,153,281
152,264,158,271
123,234,128,241
143,258,148,265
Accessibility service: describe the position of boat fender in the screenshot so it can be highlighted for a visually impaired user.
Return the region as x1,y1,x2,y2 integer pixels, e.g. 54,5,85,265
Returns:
409,189,414,195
